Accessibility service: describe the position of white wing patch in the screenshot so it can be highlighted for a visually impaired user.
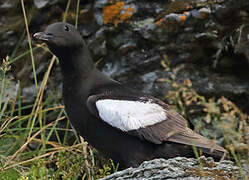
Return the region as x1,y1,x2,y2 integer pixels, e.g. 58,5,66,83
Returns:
96,99,167,131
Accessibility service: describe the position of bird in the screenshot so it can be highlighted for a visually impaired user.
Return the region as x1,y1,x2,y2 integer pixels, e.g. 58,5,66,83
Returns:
34,22,226,168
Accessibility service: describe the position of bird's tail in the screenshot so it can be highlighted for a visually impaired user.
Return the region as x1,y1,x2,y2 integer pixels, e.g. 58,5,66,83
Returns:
168,128,227,161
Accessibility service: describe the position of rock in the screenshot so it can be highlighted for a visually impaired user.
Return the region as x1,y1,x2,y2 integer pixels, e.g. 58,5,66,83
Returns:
109,30,134,49
0,28,19,60
154,64,249,124
94,0,109,9
118,42,137,54
131,18,157,40
100,157,248,180
0,75,18,104
22,84,40,104
33,0,58,9
79,23,97,37
234,25,249,63
0,1,12,10
155,65,249,97
0,0,247,122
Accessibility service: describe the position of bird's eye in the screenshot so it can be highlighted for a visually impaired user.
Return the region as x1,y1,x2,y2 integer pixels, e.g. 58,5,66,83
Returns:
64,25,70,31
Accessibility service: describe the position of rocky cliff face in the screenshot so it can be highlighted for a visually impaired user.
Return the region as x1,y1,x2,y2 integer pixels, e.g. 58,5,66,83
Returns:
1,0,249,110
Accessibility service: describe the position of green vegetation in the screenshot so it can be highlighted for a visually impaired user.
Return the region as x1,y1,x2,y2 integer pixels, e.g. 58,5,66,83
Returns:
0,0,248,180
0,1,119,179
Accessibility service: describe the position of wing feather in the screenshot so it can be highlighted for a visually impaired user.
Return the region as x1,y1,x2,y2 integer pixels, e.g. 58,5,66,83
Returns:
86,94,226,154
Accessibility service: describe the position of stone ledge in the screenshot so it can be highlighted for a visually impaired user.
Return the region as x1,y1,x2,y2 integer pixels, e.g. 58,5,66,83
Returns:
101,156,248,180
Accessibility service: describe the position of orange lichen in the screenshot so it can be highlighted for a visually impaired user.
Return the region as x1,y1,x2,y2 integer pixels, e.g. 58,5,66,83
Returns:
183,11,188,15
120,6,135,21
186,5,191,9
179,15,186,21
103,1,135,27
200,12,206,19
103,1,124,25
155,18,164,26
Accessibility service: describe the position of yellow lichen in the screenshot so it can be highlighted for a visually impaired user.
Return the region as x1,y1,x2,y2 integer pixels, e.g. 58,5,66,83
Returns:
120,6,135,21
183,11,188,15
155,18,164,26
103,1,135,27
200,12,206,19
179,15,187,21
186,5,191,9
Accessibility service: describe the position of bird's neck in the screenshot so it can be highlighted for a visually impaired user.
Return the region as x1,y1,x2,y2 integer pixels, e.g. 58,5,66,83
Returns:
57,44,94,80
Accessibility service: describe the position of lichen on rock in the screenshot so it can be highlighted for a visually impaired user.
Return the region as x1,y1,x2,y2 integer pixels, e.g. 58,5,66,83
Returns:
100,156,248,180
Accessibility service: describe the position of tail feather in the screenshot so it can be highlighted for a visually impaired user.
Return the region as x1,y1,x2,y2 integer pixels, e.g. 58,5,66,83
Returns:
168,128,226,160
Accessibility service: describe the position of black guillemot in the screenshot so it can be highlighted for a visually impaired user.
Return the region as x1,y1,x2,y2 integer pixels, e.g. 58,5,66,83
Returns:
34,22,226,168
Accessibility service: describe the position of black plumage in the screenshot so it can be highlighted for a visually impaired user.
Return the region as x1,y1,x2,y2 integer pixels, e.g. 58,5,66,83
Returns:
34,22,226,168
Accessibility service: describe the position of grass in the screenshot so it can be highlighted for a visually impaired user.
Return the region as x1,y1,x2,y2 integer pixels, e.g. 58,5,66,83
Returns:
20,0,37,91
0,1,248,180
0,1,118,179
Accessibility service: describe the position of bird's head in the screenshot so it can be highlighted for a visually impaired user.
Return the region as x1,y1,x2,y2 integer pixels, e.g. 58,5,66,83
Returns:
34,22,84,57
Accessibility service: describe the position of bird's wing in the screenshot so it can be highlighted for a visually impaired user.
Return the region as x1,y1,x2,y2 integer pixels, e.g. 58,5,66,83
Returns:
86,93,226,153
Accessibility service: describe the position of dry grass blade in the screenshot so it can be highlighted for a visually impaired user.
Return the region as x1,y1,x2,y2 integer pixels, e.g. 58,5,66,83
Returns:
0,116,18,134
32,138,84,153
3,116,65,169
20,0,38,89
27,56,56,139
3,142,86,171
63,0,71,22
43,105,65,112
3,150,61,171
80,136,92,180
75,0,81,28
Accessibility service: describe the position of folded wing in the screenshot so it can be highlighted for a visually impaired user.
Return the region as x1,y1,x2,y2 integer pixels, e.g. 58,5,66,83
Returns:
86,94,226,155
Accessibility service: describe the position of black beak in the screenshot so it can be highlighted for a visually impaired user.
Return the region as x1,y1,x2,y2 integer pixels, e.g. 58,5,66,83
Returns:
33,32,53,42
